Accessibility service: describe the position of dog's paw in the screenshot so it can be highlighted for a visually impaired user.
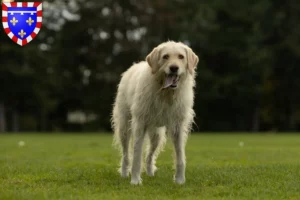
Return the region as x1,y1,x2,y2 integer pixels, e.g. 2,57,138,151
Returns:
119,168,130,178
130,177,142,185
146,171,155,177
174,175,185,184
146,165,157,177
120,172,129,178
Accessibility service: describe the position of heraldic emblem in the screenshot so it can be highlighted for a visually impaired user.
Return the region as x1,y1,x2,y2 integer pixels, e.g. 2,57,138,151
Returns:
2,1,42,46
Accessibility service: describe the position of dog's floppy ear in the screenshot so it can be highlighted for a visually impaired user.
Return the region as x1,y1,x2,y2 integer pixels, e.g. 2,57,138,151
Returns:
185,46,199,74
146,47,160,74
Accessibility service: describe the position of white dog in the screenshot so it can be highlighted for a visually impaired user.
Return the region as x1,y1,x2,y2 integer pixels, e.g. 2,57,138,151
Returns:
112,41,199,185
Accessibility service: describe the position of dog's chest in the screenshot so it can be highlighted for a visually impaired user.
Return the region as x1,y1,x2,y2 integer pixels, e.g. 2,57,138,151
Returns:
144,95,185,127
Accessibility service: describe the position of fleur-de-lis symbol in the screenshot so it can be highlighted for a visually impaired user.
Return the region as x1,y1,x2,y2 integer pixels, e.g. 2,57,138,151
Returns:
10,17,18,26
26,17,34,26
18,29,26,38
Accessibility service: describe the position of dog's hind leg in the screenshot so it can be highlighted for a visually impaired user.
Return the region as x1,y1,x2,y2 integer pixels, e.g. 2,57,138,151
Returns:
119,124,131,177
112,106,131,178
146,126,166,176
130,120,146,185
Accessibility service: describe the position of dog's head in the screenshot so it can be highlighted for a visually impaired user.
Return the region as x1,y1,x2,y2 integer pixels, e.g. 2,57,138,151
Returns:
146,41,199,89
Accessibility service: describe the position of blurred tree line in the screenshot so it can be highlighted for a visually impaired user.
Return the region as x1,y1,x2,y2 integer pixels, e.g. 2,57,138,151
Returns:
1,0,300,132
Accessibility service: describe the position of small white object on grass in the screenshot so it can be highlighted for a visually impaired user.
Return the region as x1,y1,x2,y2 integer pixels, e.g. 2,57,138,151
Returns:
239,141,244,147
18,141,25,147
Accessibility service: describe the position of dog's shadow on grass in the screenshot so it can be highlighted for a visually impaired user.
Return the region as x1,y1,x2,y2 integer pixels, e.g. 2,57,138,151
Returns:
35,165,250,198
36,165,189,188
35,164,251,191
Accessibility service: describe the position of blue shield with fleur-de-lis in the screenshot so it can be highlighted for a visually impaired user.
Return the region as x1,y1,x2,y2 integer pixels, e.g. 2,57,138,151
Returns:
2,2,42,46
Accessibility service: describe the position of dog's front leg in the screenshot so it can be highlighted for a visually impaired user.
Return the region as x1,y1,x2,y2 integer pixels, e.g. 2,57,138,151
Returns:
131,121,146,185
171,126,187,184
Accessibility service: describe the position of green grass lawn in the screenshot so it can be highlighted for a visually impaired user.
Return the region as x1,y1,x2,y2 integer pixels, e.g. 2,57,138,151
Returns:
0,133,300,200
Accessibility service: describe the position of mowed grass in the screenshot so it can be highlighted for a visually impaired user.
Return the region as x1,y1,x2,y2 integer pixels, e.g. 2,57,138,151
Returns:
0,133,300,200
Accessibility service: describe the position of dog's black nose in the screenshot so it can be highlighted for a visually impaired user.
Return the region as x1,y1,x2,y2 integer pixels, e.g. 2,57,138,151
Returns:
170,65,179,73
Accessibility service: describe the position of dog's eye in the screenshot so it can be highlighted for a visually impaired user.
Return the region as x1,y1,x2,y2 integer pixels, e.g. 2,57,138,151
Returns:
163,54,169,59
178,54,184,59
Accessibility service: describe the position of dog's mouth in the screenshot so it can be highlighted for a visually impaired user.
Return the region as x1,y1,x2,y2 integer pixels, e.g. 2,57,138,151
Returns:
162,74,179,89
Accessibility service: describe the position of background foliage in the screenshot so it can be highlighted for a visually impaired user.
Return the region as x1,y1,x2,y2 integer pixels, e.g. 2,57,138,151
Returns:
1,0,300,132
